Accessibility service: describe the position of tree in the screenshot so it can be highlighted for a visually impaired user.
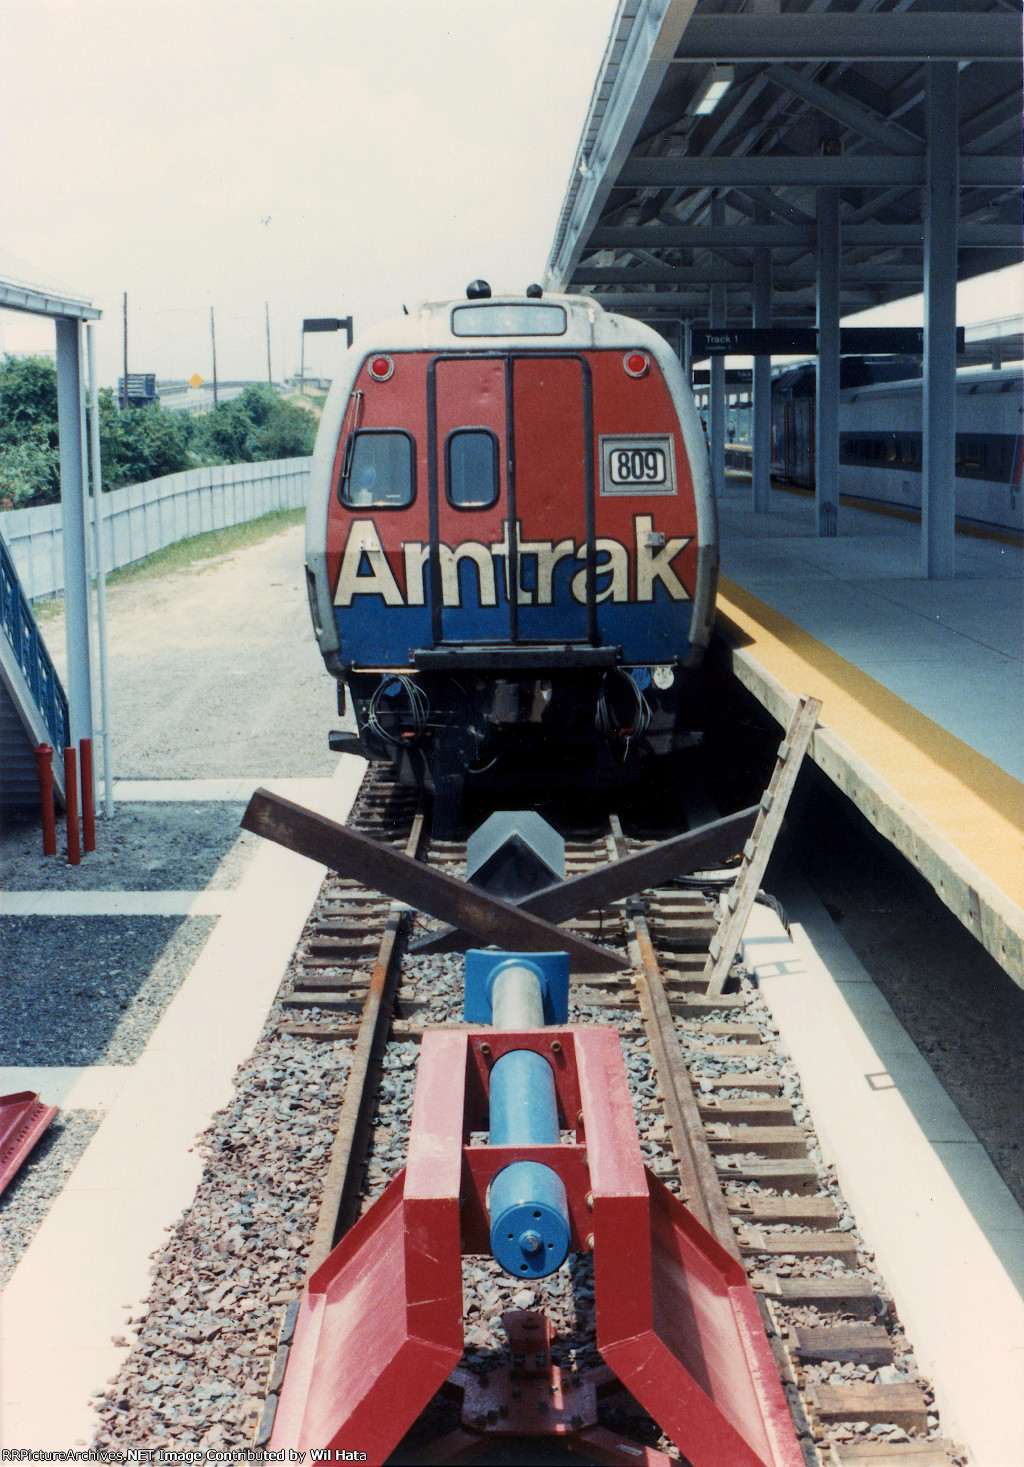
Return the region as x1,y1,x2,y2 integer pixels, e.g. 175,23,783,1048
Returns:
0,355,59,446
0,356,62,506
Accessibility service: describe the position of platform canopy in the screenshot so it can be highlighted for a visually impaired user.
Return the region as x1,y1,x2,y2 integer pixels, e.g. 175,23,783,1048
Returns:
544,0,1023,578
0,257,101,322
544,0,1023,331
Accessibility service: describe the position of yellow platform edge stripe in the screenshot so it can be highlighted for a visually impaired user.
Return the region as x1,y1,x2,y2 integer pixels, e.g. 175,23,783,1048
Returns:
716,578,1024,910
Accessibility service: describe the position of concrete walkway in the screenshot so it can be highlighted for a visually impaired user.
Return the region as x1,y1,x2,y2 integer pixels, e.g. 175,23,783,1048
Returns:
743,886,1024,1467
0,761,365,1451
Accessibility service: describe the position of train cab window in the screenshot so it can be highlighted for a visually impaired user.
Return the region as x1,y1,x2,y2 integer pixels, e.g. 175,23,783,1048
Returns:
446,429,499,508
340,431,415,507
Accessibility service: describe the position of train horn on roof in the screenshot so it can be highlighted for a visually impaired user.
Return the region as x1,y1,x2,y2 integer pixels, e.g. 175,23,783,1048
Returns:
466,279,492,299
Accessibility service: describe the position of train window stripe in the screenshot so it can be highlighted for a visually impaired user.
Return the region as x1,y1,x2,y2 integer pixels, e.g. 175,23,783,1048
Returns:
838,430,1021,484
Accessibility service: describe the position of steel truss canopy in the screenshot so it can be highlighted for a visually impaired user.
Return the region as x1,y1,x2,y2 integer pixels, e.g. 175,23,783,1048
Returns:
544,0,1024,333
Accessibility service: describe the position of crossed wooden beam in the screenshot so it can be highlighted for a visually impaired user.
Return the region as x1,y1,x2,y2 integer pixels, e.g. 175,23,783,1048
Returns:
242,790,757,974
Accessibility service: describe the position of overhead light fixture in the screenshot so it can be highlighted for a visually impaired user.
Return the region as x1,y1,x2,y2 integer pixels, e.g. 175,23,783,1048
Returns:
692,65,734,116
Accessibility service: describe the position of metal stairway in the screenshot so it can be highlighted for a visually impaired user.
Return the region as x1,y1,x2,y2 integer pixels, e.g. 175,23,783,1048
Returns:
0,529,68,812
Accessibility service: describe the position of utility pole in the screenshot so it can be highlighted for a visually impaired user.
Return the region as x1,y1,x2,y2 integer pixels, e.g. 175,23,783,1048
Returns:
121,292,129,410
265,301,273,385
210,307,219,407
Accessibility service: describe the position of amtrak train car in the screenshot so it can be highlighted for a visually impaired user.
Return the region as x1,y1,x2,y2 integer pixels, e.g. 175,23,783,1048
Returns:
304,283,717,832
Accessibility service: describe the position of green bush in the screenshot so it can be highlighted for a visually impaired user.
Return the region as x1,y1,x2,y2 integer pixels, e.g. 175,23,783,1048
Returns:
98,390,195,490
0,434,60,509
192,386,317,464
0,356,317,510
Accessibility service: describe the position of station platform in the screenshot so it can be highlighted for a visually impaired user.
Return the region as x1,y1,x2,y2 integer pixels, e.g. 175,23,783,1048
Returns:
714,476,1024,989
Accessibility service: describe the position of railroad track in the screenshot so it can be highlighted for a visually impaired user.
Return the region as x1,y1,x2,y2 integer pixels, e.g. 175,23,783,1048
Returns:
253,764,963,1467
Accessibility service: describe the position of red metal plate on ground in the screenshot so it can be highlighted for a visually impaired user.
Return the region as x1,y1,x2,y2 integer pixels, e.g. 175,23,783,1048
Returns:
0,1092,58,1196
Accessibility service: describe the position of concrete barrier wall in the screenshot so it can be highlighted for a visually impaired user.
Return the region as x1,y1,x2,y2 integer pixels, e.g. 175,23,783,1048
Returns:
0,457,311,600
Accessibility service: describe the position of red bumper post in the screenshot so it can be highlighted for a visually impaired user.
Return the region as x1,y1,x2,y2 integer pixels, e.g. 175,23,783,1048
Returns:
268,1028,802,1467
34,744,57,856
63,745,80,865
80,737,96,853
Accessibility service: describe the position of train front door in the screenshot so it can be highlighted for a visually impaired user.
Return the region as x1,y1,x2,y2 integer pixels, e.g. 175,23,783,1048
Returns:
428,355,594,645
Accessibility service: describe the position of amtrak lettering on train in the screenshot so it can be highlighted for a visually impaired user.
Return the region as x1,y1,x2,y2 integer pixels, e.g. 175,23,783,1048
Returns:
333,516,694,608
304,283,717,833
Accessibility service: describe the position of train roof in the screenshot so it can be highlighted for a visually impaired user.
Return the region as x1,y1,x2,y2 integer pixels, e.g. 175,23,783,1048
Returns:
772,357,928,398
347,290,676,357
773,357,1022,402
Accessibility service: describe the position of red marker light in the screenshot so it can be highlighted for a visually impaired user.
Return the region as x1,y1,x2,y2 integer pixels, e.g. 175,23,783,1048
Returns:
624,352,649,378
369,355,394,382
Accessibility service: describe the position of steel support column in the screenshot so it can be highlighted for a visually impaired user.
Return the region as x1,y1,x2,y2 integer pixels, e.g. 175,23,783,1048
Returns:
709,198,726,499
815,190,840,537
922,63,959,579
54,316,95,747
752,240,773,514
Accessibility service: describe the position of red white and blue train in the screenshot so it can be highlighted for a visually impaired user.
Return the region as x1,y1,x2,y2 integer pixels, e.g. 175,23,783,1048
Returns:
304,284,717,830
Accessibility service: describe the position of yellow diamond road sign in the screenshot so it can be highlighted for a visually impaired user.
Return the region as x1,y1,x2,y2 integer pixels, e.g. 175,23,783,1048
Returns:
189,373,204,389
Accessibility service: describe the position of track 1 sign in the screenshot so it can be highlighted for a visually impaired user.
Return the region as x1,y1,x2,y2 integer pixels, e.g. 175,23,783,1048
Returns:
692,328,817,356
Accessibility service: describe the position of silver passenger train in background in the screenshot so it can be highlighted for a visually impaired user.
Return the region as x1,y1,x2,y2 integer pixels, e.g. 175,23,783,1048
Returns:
769,360,1023,538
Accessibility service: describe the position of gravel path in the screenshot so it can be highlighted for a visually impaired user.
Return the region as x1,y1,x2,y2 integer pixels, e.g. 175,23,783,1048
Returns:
2,802,258,890
2,915,217,1065
0,1111,104,1286
793,791,1024,1210
40,522,338,779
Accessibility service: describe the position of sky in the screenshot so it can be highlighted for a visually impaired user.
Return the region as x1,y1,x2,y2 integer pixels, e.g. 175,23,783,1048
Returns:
0,0,618,386
1,1,1020,389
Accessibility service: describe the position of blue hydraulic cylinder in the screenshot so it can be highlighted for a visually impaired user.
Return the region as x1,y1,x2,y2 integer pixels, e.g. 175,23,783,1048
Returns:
488,1048,571,1279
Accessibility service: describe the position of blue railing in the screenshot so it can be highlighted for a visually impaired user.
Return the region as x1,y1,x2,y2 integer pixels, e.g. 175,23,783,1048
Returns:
0,529,69,752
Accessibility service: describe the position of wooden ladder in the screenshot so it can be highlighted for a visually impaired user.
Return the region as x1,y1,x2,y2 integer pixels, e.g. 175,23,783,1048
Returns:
705,694,821,996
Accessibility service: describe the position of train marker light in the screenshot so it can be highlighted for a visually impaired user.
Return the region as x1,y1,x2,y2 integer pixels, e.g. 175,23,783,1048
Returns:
368,354,394,381
624,351,649,377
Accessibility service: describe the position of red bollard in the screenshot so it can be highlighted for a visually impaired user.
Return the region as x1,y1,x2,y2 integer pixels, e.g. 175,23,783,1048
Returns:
63,746,81,866
34,745,57,857
80,738,96,854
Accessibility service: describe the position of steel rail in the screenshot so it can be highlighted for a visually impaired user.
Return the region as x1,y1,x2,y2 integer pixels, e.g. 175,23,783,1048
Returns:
305,807,426,1276
610,815,742,1261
